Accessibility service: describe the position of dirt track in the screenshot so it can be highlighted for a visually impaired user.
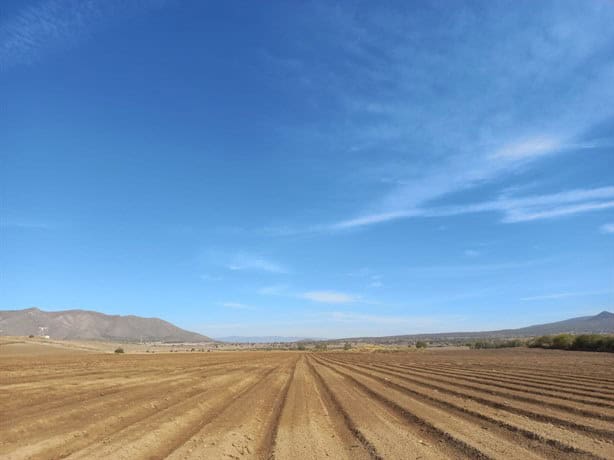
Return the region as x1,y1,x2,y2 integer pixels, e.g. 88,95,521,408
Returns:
1,347,613,459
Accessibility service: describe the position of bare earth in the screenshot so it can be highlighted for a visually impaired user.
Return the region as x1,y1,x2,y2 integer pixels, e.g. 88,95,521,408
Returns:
1,343,614,459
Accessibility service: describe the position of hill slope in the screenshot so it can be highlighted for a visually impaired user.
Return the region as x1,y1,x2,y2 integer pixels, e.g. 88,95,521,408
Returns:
331,310,614,344
504,310,614,336
0,307,212,343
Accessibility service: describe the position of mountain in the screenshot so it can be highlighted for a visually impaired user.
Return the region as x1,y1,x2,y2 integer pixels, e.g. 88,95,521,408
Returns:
0,307,212,343
506,310,614,336
329,310,614,344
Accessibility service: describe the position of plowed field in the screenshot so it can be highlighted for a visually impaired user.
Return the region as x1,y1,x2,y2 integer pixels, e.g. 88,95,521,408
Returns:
1,348,613,459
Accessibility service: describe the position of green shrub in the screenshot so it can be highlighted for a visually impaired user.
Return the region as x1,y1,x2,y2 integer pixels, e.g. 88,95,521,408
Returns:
528,333,614,353
572,334,614,352
468,339,524,349
415,341,427,349
529,335,553,348
114,347,124,354
297,343,306,351
343,342,352,350
551,334,574,350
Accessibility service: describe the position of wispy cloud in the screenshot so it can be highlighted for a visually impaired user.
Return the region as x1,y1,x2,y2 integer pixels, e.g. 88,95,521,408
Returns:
490,136,562,161
521,290,611,301
300,290,357,304
0,0,167,70
0,220,54,230
258,284,364,304
257,284,289,296
329,186,614,229
199,274,222,282
226,253,288,274
600,223,614,234
265,3,614,234
221,302,254,310
502,200,614,223
463,249,480,258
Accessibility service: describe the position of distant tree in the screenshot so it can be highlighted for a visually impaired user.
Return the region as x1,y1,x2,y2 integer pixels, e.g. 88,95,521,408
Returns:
314,343,328,351
551,334,574,350
28,335,34,338
415,341,428,349
114,347,125,354
343,342,352,350
297,343,306,351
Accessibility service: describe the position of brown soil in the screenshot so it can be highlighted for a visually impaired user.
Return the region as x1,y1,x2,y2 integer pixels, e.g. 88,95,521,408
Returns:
1,347,613,459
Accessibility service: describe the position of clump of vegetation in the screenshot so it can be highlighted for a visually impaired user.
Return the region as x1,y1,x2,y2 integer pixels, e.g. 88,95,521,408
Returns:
528,334,614,352
415,341,428,349
28,335,35,338
343,342,352,350
114,347,125,354
468,339,524,349
551,334,575,349
296,343,306,351
314,343,328,351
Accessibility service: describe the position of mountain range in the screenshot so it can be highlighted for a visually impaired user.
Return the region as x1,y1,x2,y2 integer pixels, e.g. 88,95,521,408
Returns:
331,310,614,344
0,307,211,343
1,308,612,344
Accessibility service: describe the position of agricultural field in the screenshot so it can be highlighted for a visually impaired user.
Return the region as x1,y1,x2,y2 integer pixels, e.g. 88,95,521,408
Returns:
1,346,613,459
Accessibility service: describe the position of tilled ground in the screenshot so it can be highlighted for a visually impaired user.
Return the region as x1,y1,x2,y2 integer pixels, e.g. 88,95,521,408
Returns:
1,348,613,459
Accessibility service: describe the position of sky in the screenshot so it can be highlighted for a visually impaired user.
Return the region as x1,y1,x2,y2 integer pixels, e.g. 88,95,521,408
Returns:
1,0,613,339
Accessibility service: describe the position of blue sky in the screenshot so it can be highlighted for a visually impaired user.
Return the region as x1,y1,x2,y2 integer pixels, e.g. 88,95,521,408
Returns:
1,0,613,338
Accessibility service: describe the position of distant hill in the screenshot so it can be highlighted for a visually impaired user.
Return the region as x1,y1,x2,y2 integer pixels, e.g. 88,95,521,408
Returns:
216,336,322,343
501,310,614,336
0,307,212,343
330,310,614,344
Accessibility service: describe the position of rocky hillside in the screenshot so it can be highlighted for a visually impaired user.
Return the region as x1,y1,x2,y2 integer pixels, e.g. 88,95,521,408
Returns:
0,307,212,343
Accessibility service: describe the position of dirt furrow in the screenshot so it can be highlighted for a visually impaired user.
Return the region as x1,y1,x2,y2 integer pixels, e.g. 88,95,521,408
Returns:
0,361,265,421
390,362,614,398
415,363,614,391
320,357,612,458
1,363,262,452
2,365,264,460
365,361,614,419
314,357,561,460
326,357,614,439
273,356,375,459
64,364,281,460
163,356,299,460
384,362,614,405
310,357,468,459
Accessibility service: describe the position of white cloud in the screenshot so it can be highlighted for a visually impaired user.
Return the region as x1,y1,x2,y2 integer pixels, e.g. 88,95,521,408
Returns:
200,274,222,282
331,210,419,230
600,223,614,234
464,249,480,257
521,290,610,301
490,136,562,161
226,253,288,274
327,186,614,229
221,302,254,310
369,281,383,288
257,284,289,296
502,200,614,223
300,291,357,304
0,0,167,69
266,3,614,235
